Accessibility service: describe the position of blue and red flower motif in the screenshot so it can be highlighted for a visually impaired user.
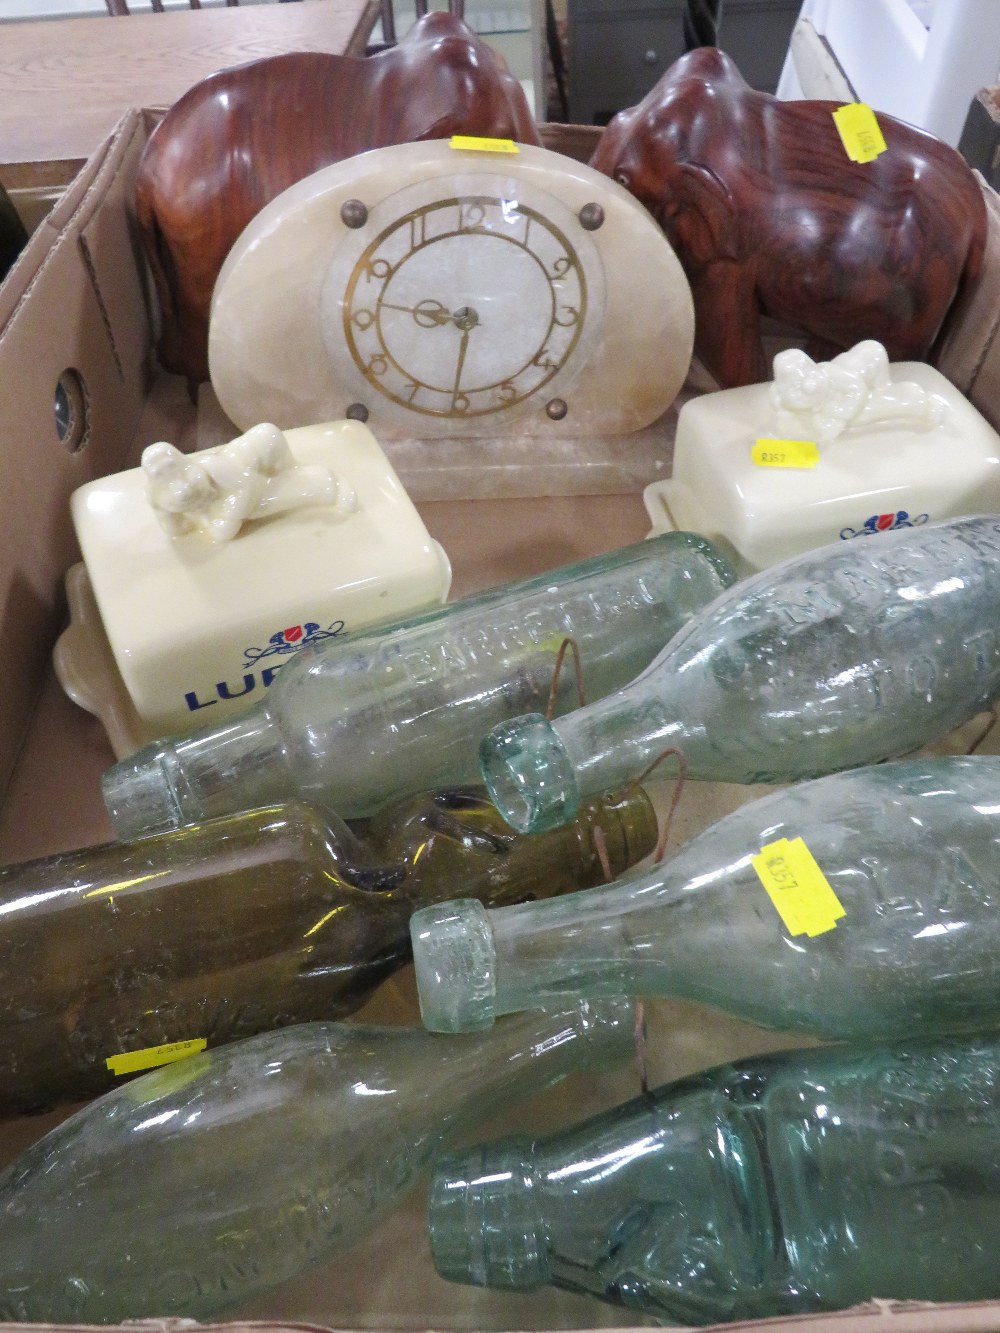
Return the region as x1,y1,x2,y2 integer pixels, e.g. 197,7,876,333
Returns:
840,510,929,540
242,620,346,668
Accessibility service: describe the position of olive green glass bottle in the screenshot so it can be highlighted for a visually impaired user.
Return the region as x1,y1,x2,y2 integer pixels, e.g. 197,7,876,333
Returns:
0,786,655,1116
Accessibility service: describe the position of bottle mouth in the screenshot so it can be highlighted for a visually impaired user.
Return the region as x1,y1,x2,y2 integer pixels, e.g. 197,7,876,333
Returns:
102,747,183,841
596,786,658,873
428,1141,550,1290
479,714,580,835
411,898,497,1033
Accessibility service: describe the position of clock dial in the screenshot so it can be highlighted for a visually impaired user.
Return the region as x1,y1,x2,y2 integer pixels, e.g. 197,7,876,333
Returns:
208,141,695,441
320,173,605,434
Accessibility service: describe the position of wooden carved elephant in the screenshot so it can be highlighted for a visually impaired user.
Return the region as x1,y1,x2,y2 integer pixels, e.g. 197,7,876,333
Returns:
135,13,540,388
590,48,987,389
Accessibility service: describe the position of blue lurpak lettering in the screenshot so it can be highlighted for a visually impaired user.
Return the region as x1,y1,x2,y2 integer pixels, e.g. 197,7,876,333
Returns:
185,663,284,712
184,618,348,713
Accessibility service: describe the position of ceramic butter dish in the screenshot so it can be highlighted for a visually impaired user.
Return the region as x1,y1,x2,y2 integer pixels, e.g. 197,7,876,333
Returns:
645,341,1000,574
58,419,451,749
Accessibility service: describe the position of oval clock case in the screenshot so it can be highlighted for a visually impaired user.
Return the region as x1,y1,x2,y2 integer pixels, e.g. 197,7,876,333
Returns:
208,141,694,439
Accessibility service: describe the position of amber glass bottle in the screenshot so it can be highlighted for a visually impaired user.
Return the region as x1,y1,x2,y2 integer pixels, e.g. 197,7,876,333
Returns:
0,787,655,1116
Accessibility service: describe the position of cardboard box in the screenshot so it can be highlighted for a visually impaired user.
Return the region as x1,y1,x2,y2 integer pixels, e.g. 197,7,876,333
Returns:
4,109,1000,1332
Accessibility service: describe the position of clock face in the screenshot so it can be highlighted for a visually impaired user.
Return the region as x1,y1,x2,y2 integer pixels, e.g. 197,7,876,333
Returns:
320,173,606,434
208,141,695,442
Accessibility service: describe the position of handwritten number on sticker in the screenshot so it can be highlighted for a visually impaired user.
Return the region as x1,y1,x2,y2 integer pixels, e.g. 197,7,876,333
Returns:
752,837,846,937
752,438,820,470
449,135,519,155
833,104,887,163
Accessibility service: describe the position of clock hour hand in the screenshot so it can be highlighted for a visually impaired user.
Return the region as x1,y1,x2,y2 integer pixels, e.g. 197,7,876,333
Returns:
379,298,452,328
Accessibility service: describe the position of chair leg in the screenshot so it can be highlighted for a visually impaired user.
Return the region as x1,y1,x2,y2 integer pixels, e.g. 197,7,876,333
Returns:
450,0,464,15
380,0,397,44
104,0,129,13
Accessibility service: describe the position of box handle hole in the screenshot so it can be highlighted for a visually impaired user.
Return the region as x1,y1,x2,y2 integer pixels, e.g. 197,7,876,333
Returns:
54,368,89,453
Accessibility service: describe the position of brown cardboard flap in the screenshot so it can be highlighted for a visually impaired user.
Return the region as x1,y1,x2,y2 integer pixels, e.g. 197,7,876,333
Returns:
0,1300,991,1333
933,172,1000,420
0,111,154,803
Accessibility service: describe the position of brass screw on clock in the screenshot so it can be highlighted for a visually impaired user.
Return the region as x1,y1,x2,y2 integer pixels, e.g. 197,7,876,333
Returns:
341,200,369,230
578,202,605,231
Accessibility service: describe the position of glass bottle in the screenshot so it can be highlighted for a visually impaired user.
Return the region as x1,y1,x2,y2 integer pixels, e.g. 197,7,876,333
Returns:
0,786,654,1117
479,514,1000,833
414,754,1000,1038
101,531,733,838
0,999,633,1325
429,1032,1000,1324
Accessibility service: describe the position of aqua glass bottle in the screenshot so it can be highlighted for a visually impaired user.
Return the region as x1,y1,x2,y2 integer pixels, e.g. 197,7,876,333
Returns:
479,515,1000,833
0,785,654,1116
413,754,1000,1038
0,1000,633,1324
430,1032,1000,1323
101,531,733,838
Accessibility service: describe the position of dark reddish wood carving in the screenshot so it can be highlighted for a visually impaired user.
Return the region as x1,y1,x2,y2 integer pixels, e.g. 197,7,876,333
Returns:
135,13,541,386
590,48,987,388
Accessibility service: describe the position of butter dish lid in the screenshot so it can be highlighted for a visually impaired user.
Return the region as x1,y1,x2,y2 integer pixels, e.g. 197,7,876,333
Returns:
645,341,1000,575
61,418,452,746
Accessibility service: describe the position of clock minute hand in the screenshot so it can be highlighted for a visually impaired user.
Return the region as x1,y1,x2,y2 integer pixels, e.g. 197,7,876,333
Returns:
450,306,479,411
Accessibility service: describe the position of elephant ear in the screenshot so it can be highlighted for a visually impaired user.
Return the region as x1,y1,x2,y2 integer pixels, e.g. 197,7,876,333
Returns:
669,163,741,267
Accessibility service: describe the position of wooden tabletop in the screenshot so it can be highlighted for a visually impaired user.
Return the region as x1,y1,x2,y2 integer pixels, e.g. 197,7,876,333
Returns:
0,0,381,167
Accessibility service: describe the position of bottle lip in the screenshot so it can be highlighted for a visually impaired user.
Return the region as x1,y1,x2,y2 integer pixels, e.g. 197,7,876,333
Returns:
102,747,182,840
411,898,497,1033
479,713,580,835
428,1141,550,1291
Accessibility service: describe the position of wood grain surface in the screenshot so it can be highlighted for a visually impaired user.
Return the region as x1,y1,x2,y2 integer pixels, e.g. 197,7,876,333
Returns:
591,47,989,389
135,11,541,385
0,0,380,166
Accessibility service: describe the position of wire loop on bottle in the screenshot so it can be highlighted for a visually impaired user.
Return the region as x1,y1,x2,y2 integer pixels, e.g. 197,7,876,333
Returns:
613,746,688,864
591,823,614,883
545,635,587,720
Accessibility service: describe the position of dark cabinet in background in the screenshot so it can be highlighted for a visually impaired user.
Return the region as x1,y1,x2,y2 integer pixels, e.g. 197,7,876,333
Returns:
567,0,800,125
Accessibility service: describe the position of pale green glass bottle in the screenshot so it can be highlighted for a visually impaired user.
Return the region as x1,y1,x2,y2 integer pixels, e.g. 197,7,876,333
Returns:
0,784,655,1116
414,754,1000,1037
0,999,633,1324
102,532,733,838
430,1033,1000,1323
480,515,1000,833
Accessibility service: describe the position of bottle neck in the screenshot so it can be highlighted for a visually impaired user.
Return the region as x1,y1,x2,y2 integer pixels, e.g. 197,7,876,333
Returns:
103,707,294,839
480,695,682,836
413,861,681,1033
417,998,634,1144
429,1080,772,1322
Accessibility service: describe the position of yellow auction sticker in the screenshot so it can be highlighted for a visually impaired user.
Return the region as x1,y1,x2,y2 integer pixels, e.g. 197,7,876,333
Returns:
106,1037,207,1077
752,438,820,469
832,103,887,163
751,837,846,937
449,135,519,155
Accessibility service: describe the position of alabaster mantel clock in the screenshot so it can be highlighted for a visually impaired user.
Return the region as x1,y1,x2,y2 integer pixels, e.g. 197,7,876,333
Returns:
208,140,694,441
